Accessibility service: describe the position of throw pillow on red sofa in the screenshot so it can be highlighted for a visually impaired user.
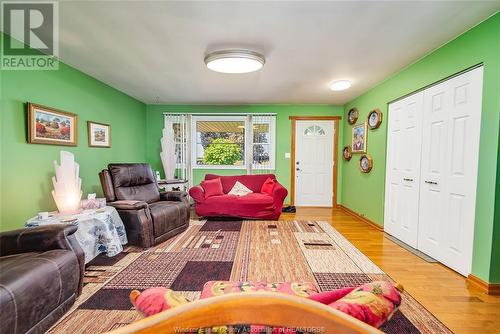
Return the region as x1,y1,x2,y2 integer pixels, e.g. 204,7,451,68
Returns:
261,177,276,195
201,178,224,198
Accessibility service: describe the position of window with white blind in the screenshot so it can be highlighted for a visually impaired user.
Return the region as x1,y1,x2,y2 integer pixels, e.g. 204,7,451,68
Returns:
189,115,276,170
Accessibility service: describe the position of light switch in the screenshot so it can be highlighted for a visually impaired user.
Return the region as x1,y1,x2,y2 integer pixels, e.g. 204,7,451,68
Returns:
285,152,291,159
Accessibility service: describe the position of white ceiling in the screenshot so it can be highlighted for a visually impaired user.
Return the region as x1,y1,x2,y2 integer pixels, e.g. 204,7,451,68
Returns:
55,1,499,105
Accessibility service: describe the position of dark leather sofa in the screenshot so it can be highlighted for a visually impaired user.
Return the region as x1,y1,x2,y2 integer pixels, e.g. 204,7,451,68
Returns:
99,163,190,248
0,224,84,334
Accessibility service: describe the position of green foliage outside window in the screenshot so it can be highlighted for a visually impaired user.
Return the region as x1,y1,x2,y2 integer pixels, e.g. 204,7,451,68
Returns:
203,138,242,165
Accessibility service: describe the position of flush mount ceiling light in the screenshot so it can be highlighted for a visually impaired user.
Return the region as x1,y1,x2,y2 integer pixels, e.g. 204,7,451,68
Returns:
330,80,352,91
205,50,265,74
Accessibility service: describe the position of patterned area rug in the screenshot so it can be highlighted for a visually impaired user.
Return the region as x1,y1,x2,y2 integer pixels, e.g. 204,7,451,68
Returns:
49,220,451,333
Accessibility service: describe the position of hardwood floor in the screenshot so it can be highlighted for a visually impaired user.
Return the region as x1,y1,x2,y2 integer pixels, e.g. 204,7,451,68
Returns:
281,207,500,334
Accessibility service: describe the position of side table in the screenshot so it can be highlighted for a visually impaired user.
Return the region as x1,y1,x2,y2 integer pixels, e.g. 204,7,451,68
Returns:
158,179,189,192
26,206,128,264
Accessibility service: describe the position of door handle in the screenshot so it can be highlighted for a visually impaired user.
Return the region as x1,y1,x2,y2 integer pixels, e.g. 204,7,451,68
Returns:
403,178,413,182
425,180,438,185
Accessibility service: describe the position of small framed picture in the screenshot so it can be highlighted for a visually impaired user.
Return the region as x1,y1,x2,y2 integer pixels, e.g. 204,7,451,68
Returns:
367,109,383,129
87,121,111,147
352,122,367,153
28,103,77,146
342,146,352,161
359,154,373,173
347,108,359,125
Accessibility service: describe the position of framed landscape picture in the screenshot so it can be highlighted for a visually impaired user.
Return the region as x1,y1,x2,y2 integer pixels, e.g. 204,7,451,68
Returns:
87,121,111,147
28,103,77,146
352,122,367,153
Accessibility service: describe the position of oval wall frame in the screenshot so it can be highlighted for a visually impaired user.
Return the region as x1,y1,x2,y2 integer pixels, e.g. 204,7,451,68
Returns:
367,109,383,129
347,108,359,125
359,154,373,173
342,146,352,161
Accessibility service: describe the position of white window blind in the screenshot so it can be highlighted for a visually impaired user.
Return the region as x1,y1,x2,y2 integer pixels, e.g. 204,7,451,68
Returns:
251,115,276,173
162,114,191,183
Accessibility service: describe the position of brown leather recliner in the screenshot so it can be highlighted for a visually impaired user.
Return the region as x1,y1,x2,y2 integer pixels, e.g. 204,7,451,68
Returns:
0,224,85,334
99,163,190,248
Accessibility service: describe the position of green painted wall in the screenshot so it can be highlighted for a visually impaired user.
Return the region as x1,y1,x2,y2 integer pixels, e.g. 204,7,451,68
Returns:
491,125,500,282
146,104,344,204
0,35,147,231
342,13,500,282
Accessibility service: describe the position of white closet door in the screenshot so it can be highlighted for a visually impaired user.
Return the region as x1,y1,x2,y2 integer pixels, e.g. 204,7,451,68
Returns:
417,81,449,259
418,67,483,276
384,92,424,248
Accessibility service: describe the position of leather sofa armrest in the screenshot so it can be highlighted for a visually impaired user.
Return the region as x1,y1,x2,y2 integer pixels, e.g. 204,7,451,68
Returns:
110,202,154,248
160,191,188,202
0,224,79,256
0,224,86,296
108,200,149,210
99,169,116,202
189,185,205,202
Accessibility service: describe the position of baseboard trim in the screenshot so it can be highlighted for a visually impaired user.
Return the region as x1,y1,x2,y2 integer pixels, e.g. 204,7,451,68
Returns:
467,274,500,295
339,205,383,231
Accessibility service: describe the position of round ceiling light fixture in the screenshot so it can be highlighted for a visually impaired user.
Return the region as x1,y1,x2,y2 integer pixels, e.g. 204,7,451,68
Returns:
330,80,352,91
205,50,265,74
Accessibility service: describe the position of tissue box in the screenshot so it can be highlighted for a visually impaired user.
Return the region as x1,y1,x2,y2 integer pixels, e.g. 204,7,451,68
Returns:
81,198,106,210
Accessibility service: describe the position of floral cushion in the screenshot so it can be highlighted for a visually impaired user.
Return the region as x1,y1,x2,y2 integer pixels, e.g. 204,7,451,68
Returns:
130,287,190,317
308,281,402,328
200,281,319,334
200,281,319,299
130,281,402,331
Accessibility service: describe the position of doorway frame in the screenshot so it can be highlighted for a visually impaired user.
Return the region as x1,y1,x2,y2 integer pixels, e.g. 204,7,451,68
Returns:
289,116,341,207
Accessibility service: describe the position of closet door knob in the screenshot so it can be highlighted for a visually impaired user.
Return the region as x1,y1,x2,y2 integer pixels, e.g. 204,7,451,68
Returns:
425,180,438,185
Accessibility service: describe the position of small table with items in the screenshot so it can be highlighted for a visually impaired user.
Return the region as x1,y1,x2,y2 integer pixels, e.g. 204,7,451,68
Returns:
158,179,189,192
26,206,128,264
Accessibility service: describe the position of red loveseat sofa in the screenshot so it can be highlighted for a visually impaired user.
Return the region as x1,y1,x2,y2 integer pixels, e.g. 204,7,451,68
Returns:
189,174,288,220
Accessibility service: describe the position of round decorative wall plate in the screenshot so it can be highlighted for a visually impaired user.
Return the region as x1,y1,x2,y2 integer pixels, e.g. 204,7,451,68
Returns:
367,109,382,129
359,154,373,173
343,146,352,161
347,108,359,125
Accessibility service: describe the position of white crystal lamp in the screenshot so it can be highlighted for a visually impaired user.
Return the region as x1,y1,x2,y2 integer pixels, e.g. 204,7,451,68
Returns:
160,126,176,180
51,151,82,214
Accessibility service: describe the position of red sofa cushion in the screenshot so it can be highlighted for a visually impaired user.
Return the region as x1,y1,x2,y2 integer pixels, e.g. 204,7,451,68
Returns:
205,193,274,206
201,178,223,198
204,174,276,193
260,177,276,195
199,193,275,219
